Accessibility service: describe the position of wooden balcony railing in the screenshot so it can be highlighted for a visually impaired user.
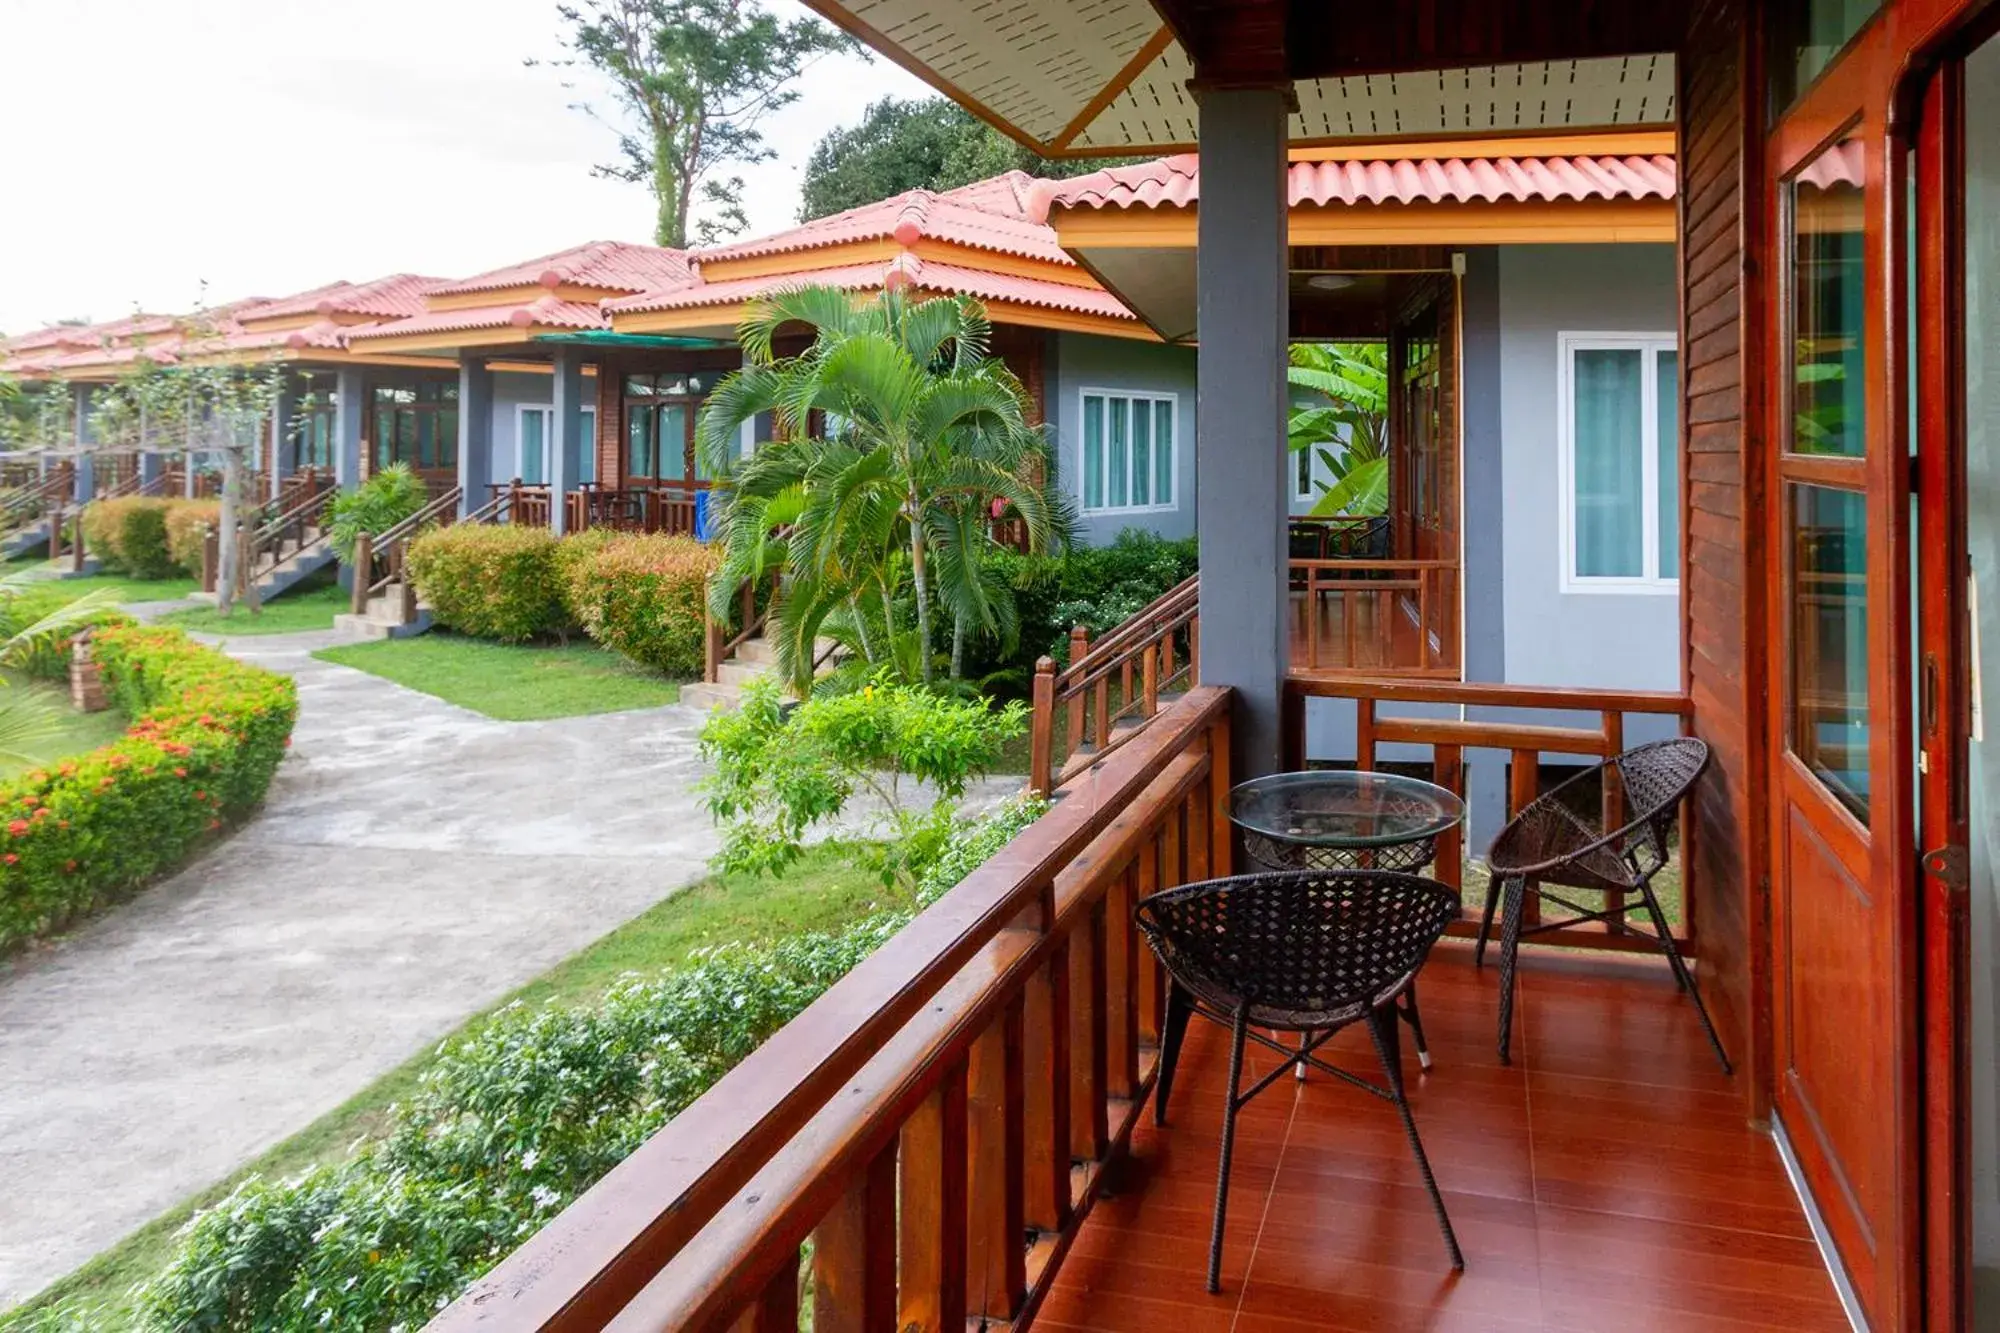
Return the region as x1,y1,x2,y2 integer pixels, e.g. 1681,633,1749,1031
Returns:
431,687,1233,1333
0,465,73,532
1290,557,1458,676
352,486,462,620
1028,574,1198,797
1284,675,1695,950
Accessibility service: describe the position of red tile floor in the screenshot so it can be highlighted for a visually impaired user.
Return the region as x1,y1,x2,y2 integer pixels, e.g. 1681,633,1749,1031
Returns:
1038,945,1850,1332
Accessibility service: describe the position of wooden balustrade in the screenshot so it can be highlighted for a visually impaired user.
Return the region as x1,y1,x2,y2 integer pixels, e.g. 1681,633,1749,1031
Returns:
1028,575,1198,797
1284,675,1695,951
352,486,462,619
0,465,73,531
430,687,1234,1333
702,572,770,683
1290,557,1458,676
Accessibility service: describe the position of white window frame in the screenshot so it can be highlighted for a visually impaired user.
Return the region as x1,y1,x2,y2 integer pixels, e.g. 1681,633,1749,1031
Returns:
1555,332,1680,595
1076,386,1178,516
516,404,597,485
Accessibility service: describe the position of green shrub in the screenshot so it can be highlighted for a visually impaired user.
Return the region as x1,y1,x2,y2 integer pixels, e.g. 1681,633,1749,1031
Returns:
81,497,179,578
138,798,1044,1333
164,500,220,575
699,673,1024,890
328,463,429,563
566,533,717,675
407,525,567,642
0,624,297,950
551,527,617,624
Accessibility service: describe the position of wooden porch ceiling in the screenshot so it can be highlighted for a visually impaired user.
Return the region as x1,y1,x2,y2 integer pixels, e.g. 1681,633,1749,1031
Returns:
1040,948,1848,1332
798,1,1682,158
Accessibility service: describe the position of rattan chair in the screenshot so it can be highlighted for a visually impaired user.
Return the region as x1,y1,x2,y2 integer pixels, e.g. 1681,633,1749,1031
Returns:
1137,870,1465,1293
1481,737,1730,1071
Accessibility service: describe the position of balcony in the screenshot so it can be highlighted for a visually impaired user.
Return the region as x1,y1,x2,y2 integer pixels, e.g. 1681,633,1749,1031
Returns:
432,688,1841,1332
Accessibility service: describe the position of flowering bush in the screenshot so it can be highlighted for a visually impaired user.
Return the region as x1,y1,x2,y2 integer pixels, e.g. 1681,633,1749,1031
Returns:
164,499,222,574
139,799,1044,1332
0,624,297,950
406,525,569,642
564,533,717,674
81,497,175,578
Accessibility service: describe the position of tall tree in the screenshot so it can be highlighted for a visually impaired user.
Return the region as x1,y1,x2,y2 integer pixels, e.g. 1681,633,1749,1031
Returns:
548,0,855,247
799,96,1130,220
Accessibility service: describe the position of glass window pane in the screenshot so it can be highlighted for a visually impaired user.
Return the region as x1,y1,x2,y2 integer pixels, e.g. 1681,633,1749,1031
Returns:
626,405,650,478
1107,397,1129,509
580,411,597,483
1572,347,1646,577
438,410,457,469
1657,348,1681,575
1082,396,1104,511
1791,136,1867,457
1155,401,1173,503
1131,400,1151,507
660,406,690,482
520,410,546,485
1790,483,1870,822
1786,0,1882,103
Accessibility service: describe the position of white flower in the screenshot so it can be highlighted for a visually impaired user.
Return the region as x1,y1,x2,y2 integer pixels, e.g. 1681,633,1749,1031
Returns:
530,1185,561,1209
520,1148,541,1172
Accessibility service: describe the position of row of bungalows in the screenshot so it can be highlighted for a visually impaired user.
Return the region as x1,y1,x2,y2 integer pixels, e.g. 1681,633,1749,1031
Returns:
2,134,1686,781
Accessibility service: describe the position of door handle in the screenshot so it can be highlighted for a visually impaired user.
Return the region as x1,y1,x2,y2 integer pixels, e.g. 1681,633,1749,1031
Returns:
1923,845,1970,892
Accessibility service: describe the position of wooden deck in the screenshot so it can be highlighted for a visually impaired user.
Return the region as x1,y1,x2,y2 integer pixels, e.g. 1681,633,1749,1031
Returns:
1039,947,1846,1333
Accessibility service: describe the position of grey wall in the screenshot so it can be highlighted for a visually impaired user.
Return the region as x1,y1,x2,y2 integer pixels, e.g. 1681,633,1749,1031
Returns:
1498,243,1681,691
1048,331,1199,546
489,371,598,488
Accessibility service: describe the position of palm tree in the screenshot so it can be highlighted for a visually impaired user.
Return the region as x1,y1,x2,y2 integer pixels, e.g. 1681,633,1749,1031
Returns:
1288,342,1390,517
696,285,1070,690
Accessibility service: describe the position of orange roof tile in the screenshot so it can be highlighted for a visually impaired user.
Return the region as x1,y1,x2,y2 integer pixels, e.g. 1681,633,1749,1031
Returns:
428,241,689,297
606,254,1129,322
1031,152,1678,219
698,171,1069,267
240,273,445,323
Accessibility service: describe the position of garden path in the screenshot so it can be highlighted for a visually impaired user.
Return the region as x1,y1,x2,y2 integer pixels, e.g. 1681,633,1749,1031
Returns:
0,628,1015,1309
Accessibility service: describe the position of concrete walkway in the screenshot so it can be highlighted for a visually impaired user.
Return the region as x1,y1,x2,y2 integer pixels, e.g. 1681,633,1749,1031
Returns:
0,630,731,1308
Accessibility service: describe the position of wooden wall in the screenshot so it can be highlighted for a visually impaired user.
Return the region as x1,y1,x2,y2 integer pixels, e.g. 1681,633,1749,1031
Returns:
1679,0,1771,1117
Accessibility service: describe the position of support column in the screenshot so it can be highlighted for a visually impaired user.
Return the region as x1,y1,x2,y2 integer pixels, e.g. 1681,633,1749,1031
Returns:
549,348,582,535
269,375,298,503
72,386,94,502
456,354,493,519
334,369,365,492
1196,87,1291,781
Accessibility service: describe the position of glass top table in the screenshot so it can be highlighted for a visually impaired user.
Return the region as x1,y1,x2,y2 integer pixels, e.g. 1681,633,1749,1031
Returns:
1226,770,1466,872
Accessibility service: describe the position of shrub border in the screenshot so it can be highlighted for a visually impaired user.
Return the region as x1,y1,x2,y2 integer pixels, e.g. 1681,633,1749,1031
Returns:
0,624,298,950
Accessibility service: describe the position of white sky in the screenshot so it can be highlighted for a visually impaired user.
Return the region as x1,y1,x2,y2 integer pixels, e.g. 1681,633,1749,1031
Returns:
0,0,933,334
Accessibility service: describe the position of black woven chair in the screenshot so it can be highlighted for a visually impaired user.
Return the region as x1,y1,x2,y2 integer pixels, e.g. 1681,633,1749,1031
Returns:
1480,737,1730,1072
1137,870,1465,1293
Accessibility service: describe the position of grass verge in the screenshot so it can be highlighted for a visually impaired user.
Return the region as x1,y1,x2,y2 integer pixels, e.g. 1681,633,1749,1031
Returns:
1,843,891,1328
0,678,128,780
8,571,200,605
312,633,681,720
159,584,346,637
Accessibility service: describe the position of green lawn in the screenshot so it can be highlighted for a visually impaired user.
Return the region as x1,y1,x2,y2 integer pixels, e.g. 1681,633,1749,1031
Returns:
312,634,681,720
159,584,346,637
1,845,891,1329
0,680,128,779
6,570,199,606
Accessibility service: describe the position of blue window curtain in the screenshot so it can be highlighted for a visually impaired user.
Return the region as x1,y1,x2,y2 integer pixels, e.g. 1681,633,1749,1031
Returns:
1153,401,1174,504
1082,395,1105,510
1572,348,1646,578
520,410,548,485
1107,398,1130,508
1656,349,1681,574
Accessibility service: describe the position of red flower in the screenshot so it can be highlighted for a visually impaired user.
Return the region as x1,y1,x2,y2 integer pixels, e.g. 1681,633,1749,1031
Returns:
20,796,38,809
4,854,17,866
195,791,206,801
32,808,50,820
283,737,292,748
57,819,68,829
207,818,222,831
62,860,76,873
7,821,27,837
173,768,187,779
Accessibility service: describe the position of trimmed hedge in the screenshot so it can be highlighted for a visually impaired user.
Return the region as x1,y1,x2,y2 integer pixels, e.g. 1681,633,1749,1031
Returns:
164,500,221,575
566,534,717,675
0,624,297,950
406,525,569,642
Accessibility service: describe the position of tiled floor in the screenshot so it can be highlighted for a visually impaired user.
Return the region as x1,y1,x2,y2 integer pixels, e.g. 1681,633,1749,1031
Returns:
1039,946,1849,1332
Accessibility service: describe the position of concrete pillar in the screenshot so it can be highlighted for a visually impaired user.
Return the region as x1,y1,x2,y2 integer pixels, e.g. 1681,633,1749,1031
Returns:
334,370,365,492
72,386,94,502
456,355,493,518
269,377,298,503
549,349,582,535
1196,87,1291,782
1457,248,1509,847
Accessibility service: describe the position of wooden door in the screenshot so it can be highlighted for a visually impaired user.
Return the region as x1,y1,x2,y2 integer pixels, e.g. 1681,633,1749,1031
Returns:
1765,45,1920,1330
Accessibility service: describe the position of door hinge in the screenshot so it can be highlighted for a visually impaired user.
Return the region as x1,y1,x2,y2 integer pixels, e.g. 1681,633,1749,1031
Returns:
1923,845,1970,891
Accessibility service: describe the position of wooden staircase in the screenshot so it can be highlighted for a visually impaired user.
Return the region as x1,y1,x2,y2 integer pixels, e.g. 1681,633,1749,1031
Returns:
681,633,783,710
190,470,339,607
332,486,461,641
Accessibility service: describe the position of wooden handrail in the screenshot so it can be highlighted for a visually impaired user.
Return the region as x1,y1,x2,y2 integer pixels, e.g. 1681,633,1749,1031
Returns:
703,572,774,683
430,687,1233,1333
352,486,463,616
1283,673,1692,952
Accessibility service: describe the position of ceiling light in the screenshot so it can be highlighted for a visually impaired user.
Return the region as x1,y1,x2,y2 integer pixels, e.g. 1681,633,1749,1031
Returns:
1306,273,1356,291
